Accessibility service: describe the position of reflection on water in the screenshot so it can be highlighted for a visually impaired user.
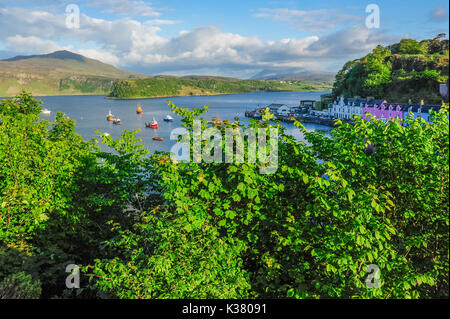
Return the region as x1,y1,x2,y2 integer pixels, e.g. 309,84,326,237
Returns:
36,91,332,154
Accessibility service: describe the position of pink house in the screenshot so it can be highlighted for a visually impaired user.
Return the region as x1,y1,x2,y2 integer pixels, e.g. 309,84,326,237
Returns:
363,103,403,121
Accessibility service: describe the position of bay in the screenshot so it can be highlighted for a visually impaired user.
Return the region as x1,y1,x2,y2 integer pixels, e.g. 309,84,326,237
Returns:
36,91,332,154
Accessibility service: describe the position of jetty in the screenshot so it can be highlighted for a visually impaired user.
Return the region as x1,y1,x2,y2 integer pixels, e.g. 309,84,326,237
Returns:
245,110,336,127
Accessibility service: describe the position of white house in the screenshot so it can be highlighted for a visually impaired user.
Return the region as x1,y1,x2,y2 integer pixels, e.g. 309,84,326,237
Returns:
327,97,389,120
268,104,291,116
328,97,366,119
310,109,330,117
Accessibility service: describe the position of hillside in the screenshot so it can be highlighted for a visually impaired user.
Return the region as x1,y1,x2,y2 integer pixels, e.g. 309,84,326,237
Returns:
252,68,335,85
332,35,449,104
0,50,148,97
108,76,331,99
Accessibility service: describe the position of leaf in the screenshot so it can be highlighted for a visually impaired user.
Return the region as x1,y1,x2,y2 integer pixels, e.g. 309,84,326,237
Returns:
302,175,309,184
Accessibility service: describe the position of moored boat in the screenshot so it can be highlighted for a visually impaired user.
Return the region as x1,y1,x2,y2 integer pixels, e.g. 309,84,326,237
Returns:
150,117,158,129
153,137,164,141
163,115,174,122
107,110,114,121
41,108,51,115
137,105,143,114
113,118,121,125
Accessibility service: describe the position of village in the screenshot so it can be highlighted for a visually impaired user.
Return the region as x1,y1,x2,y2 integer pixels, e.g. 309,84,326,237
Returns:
245,83,448,126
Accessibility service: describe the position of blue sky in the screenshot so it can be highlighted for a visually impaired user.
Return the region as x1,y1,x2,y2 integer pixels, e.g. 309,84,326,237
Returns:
0,0,448,78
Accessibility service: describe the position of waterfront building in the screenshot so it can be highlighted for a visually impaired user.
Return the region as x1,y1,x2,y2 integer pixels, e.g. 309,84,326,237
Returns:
325,96,442,123
401,105,441,124
268,104,291,116
299,100,315,108
328,97,372,119
363,103,403,121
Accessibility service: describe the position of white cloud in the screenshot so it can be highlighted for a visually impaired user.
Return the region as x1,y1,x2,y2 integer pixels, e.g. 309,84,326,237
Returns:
5,35,64,54
75,48,120,66
430,7,448,21
145,19,182,25
254,8,364,33
306,25,399,59
87,0,161,17
0,6,396,76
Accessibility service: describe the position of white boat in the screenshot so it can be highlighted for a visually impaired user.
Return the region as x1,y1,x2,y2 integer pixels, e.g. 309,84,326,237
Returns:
163,115,174,122
41,108,51,115
150,117,158,129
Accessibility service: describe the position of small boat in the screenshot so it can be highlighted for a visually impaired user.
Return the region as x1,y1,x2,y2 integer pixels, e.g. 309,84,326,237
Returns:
113,118,121,125
153,137,164,141
41,108,51,115
107,110,114,121
137,105,143,114
163,115,174,122
146,117,158,129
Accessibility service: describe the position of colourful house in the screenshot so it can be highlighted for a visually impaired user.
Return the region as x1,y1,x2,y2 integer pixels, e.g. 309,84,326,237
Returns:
362,103,403,121
402,105,442,125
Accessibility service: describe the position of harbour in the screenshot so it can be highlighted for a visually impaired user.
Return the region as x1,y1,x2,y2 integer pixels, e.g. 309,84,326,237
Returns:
35,91,333,154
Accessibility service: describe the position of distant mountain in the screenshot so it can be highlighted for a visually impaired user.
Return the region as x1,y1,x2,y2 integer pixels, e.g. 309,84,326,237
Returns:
0,50,149,97
2,50,87,62
251,69,336,84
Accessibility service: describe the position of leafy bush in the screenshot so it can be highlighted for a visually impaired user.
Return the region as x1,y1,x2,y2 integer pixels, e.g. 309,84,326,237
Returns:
0,272,41,299
88,102,449,299
1,93,448,299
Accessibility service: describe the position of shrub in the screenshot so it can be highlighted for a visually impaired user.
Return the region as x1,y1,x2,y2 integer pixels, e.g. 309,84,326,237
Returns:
0,272,41,299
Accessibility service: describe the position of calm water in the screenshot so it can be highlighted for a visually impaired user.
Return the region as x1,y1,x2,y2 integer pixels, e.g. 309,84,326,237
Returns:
34,91,332,153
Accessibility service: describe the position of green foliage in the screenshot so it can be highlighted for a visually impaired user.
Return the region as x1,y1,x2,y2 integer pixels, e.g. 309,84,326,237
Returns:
0,272,42,299
0,92,448,299
0,92,154,297
0,92,90,249
88,101,449,299
333,36,449,104
108,77,330,99
391,39,428,55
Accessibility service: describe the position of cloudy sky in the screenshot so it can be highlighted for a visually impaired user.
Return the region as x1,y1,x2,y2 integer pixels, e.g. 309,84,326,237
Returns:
0,0,448,78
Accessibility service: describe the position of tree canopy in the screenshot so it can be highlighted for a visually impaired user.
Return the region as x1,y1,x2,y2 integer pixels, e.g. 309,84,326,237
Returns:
0,92,448,299
332,36,449,104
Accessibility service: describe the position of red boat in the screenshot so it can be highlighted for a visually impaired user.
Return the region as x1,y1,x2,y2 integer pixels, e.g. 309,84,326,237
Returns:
145,118,158,129
150,117,158,129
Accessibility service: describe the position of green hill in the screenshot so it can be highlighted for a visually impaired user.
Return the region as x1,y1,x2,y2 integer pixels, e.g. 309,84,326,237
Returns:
0,50,148,97
107,76,331,99
332,35,449,104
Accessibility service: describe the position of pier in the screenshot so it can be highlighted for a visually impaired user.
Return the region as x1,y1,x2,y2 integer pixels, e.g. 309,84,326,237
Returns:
245,110,337,127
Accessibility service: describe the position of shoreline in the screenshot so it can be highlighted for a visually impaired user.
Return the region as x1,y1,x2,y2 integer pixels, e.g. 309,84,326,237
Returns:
104,89,332,100
245,112,337,128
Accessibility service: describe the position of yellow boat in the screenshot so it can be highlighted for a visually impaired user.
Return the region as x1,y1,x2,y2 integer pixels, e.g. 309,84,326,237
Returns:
137,105,143,114
107,109,114,121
